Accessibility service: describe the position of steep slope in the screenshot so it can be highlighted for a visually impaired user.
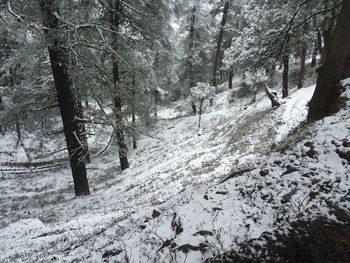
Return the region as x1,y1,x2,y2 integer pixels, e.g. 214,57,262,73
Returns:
1,83,348,263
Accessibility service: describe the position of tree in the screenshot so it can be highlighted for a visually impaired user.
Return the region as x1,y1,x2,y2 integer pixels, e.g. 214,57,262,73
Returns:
39,0,90,196
297,40,308,89
211,0,229,87
188,5,197,114
107,0,129,170
308,0,350,121
282,53,289,98
175,1,216,102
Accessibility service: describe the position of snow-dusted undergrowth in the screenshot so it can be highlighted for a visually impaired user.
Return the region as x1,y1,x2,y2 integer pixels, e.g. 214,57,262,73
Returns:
0,83,349,262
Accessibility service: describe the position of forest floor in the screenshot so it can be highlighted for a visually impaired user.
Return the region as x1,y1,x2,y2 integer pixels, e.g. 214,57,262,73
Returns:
0,80,349,262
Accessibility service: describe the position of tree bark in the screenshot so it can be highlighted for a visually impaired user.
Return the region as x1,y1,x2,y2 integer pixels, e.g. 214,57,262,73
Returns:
110,0,129,170
298,43,307,89
131,76,137,150
0,96,3,110
282,54,289,98
308,0,350,121
39,0,90,196
212,1,229,86
314,29,323,66
311,42,317,68
228,70,233,89
320,0,337,65
67,24,91,165
15,120,21,144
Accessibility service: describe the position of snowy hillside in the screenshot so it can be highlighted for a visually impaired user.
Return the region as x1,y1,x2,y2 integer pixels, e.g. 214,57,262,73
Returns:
1,82,349,262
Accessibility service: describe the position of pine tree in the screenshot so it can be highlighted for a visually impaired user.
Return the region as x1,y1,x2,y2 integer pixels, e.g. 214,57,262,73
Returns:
39,0,90,196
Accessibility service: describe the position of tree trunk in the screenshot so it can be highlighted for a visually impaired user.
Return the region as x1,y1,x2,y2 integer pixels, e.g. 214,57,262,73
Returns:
298,43,307,89
68,25,91,164
39,0,90,196
0,96,4,135
15,120,21,144
110,0,129,170
198,98,204,135
0,96,3,110
320,0,337,65
228,70,233,89
311,42,317,68
321,28,331,64
131,76,137,150
282,54,289,98
212,1,229,87
308,0,350,121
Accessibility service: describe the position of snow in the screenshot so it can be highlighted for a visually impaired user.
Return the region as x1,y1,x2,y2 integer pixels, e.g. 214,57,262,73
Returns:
275,85,315,141
0,83,349,262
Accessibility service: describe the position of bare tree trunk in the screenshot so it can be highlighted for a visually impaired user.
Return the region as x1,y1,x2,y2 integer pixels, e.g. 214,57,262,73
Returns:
131,76,137,150
282,54,289,98
0,94,4,135
308,0,350,121
228,70,233,89
316,29,323,65
320,0,337,65
110,0,129,170
311,42,317,68
15,120,21,144
39,0,90,196
212,1,229,86
298,43,307,89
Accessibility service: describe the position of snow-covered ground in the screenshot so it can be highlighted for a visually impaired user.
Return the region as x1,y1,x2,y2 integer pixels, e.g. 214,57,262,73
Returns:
0,83,349,262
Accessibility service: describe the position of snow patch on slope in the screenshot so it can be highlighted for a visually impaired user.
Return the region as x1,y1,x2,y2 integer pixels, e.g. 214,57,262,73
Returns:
0,85,322,262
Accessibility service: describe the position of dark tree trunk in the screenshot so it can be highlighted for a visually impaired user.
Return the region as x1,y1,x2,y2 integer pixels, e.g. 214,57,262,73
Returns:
192,103,197,115
68,28,91,164
228,70,233,89
39,0,90,196
131,76,137,150
298,43,307,89
15,120,21,144
0,96,4,134
311,42,317,68
317,29,322,53
308,0,350,121
320,0,337,65
110,0,129,170
282,54,289,98
212,1,229,86
198,98,204,132
321,28,331,64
